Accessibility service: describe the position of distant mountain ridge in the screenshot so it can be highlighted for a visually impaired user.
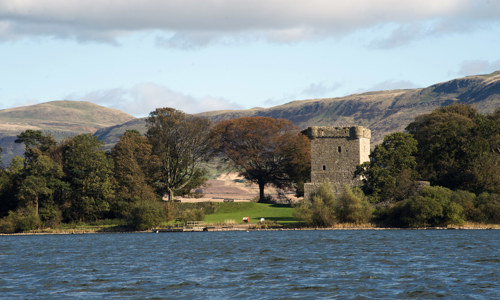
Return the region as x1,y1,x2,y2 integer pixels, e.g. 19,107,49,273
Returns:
1,71,500,165
197,71,500,143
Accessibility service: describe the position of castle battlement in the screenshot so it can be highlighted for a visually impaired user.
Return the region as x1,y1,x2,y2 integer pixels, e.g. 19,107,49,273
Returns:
306,126,371,139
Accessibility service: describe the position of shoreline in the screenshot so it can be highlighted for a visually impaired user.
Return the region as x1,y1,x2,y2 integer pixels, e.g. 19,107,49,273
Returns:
2,223,499,235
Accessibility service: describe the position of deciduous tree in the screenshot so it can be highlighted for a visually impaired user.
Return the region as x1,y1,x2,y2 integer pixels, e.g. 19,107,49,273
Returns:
406,104,499,193
15,130,57,167
146,108,216,201
355,132,418,203
17,155,64,217
111,130,159,218
215,116,310,202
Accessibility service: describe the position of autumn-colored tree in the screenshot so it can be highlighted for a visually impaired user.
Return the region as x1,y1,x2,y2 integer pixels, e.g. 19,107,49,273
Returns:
146,108,217,201
215,116,310,202
110,130,159,218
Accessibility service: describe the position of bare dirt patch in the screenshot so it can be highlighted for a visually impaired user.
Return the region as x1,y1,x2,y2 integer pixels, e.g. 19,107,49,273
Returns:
176,172,299,203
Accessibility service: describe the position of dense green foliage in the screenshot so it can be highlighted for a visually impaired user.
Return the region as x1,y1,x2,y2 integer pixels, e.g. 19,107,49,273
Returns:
407,104,499,194
111,130,158,219
375,186,471,227
359,105,500,226
355,132,419,203
127,201,164,231
0,134,157,232
295,183,372,227
62,134,115,221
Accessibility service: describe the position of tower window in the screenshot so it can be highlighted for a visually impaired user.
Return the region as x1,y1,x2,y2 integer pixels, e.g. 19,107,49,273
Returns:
323,165,326,171
338,146,341,153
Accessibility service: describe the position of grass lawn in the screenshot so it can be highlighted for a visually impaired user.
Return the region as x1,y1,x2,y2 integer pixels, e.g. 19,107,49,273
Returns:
204,202,300,225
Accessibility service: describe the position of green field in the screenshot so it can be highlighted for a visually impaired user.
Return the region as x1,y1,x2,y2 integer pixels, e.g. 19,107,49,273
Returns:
204,202,300,225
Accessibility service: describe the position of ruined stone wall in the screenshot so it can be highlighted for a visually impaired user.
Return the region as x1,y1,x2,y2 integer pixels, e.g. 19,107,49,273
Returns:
304,126,371,197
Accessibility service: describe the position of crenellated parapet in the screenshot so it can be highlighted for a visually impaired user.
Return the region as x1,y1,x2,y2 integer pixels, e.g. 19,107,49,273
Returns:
306,126,371,139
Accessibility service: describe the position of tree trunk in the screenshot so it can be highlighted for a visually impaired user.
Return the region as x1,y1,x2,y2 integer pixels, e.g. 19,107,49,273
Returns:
167,188,175,202
35,194,39,216
258,181,265,203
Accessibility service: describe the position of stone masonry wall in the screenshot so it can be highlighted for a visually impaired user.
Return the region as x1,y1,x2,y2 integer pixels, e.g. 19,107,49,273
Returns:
304,126,371,197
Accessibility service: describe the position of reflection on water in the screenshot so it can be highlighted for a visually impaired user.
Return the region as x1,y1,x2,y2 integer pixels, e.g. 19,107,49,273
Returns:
0,230,498,298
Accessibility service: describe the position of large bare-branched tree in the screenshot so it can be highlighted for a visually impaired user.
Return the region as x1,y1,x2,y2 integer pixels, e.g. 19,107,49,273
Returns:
146,108,216,201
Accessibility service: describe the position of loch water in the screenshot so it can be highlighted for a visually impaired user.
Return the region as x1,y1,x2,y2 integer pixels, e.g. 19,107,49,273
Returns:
0,230,498,299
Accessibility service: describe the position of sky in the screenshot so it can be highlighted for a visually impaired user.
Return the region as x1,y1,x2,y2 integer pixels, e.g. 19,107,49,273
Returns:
1,0,500,117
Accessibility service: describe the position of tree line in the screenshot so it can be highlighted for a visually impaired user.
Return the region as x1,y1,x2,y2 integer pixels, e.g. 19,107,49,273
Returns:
0,108,309,232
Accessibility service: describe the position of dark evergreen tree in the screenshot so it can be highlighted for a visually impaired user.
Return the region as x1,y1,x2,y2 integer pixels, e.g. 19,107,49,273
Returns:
62,134,115,221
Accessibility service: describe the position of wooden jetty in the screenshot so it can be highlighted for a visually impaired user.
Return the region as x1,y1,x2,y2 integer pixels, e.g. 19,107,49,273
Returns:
155,221,207,232
154,222,252,232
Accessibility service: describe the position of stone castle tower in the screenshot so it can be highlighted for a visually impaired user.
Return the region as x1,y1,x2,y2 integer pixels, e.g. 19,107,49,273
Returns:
304,126,371,198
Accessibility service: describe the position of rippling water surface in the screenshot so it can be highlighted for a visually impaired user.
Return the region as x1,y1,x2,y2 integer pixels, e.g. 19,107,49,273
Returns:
1,230,498,299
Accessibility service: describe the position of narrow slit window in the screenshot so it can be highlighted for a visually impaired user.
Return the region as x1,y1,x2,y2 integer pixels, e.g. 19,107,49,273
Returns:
338,146,341,153
323,165,326,171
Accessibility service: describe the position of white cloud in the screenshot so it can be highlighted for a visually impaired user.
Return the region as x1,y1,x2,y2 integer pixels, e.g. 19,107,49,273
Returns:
300,82,342,98
264,81,342,106
69,83,243,116
358,80,420,93
456,60,500,76
1,0,499,48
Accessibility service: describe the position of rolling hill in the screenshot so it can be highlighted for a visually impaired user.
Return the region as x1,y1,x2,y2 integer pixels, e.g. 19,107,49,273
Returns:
0,100,135,165
1,71,499,165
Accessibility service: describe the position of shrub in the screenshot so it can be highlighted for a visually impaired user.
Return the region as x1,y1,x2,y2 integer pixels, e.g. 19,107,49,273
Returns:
170,202,217,222
452,190,480,221
295,183,337,227
0,213,17,233
475,193,500,224
445,202,465,226
391,186,466,227
178,208,205,223
401,195,444,227
128,201,164,231
39,203,62,228
254,219,279,229
0,207,41,233
336,186,372,224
